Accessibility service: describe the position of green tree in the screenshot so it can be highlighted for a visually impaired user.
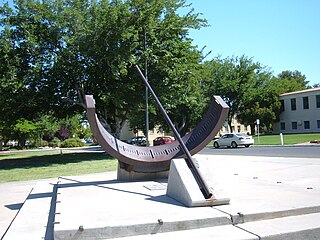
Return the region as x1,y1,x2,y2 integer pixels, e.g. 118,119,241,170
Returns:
36,114,60,143
79,0,207,137
236,72,281,134
277,70,309,90
13,119,38,147
58,114,90,139
0,0,65,125
202,55,263,132
1,0,208,139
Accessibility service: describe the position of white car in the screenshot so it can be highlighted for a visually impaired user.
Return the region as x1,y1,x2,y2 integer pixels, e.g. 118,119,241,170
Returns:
213,133,254,148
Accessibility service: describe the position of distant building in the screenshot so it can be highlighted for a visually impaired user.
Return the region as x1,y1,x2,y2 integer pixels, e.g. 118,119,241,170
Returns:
273,87,320,133
218,118,251,136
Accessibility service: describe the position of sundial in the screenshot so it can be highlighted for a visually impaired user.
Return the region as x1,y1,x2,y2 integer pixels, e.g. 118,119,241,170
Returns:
85,65,230,206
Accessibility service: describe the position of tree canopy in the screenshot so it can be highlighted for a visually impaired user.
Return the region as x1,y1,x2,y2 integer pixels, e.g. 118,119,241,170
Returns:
0,0,314,146
200,56,311,134
0,0,208,138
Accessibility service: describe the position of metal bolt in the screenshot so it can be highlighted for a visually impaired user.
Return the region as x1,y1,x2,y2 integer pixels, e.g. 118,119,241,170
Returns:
237,212,244,217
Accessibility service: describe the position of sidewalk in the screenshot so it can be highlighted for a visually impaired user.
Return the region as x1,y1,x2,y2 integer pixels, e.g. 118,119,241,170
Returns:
1,154,320,239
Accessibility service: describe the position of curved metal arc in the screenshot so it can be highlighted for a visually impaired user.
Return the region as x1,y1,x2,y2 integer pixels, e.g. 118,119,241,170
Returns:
86,95,229,169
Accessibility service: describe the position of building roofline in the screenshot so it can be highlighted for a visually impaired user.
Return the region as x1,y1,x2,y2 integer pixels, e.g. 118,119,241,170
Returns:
280,87,320,96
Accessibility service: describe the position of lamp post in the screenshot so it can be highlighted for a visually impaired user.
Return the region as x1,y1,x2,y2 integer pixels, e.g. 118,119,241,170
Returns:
143,27,188,146
144,28,150,146
256,119,260,144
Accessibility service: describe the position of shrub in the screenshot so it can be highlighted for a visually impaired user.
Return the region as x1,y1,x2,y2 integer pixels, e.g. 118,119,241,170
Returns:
48,137,61,148
40,140,49,147
60,138,85,148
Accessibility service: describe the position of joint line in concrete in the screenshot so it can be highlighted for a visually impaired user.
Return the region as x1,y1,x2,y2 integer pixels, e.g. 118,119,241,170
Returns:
234,225,262,240
1,187,34,240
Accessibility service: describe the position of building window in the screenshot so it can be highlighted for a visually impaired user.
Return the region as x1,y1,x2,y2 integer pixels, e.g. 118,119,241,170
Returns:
291,122,297,130
290,98,296,110
317,120,320,129
280,100,285,112
303,96,309,109
316,95,320,108
304,121,310,129
280,122,285,131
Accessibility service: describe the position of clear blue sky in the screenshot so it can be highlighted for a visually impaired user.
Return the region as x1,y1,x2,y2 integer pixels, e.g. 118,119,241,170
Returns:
185,0,320,86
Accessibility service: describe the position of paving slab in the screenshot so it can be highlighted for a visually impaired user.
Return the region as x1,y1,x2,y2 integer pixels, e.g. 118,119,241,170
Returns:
0,180,38,237
53,176,231,239
116,225,259,240
2,180,58,240
196,155,320,223
237,212,320,240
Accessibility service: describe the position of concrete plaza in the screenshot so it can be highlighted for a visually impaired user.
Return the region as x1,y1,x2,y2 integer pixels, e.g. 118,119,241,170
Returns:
1,152,320,239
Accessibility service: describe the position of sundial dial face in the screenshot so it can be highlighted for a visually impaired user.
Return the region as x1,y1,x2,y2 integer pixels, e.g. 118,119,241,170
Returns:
86,94,229,173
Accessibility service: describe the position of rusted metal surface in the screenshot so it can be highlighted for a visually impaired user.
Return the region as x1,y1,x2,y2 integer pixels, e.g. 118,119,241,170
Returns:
86,94,229,173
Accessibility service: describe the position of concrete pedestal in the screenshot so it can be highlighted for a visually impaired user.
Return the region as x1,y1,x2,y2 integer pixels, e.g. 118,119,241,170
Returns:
117,162,169,181
166,158,230,207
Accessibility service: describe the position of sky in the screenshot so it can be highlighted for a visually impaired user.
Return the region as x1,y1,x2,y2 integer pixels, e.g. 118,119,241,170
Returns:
185,0,320,86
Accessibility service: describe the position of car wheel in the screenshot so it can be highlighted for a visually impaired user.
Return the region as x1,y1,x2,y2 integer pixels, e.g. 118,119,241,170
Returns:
231,141,238,148
213,142,219,148
245,144,250,148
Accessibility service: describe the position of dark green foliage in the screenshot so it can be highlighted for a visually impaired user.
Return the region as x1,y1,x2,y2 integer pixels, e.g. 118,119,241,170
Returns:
277,70,309,90
60,138,85,148
0,0,208,138
201,55,308,134
48,137,61,148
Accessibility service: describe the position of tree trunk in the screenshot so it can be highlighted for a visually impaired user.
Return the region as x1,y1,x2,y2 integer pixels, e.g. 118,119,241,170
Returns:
0,136,3,151
250,123,256,135
100,115,126,140
176,115,187,137
227,112,234,133
228,121,233,133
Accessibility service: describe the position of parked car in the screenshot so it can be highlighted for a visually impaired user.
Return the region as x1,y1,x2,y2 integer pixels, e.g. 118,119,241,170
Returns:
153,136,175,146
127,136,147,146
85,138,94,143
213,133,254,148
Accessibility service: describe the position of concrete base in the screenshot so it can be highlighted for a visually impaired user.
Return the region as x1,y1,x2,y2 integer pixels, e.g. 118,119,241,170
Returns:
117,162,169,181
166,158,230,207
53,177,231,239
2,153,320,239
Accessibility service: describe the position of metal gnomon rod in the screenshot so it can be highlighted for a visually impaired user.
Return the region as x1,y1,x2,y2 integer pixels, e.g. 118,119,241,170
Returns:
135,65,213,199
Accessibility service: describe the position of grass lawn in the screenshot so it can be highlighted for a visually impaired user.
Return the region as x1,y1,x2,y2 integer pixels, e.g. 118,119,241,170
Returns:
0,149,117,183
1,133,319,183
253,133,320,145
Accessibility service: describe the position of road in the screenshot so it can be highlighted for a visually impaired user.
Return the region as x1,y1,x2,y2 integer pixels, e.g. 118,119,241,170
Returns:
199,145,320,158
67,145,320,159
